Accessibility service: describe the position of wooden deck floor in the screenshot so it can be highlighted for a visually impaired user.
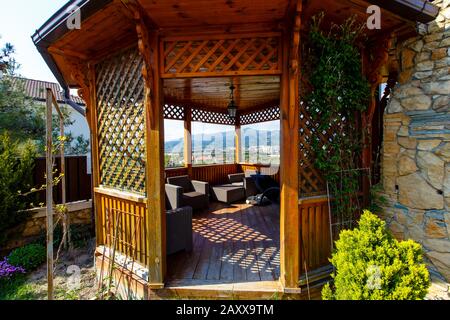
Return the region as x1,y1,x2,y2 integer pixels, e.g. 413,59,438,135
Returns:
167,202,280,285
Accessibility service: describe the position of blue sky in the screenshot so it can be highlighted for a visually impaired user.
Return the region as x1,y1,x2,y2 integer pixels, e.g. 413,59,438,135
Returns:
0,0,68,82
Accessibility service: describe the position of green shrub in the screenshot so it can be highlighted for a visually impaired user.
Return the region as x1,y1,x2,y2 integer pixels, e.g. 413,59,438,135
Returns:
0,132,36,245
323,210,430,300
7,243,46,272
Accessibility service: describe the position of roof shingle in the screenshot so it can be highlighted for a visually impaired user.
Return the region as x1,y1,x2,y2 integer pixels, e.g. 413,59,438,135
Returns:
8,77,85,106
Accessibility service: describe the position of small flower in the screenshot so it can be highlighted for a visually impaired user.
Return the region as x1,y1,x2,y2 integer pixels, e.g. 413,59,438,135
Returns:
0,258,25,279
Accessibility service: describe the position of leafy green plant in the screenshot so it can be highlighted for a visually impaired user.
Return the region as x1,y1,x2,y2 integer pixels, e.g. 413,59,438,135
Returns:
8,243,46,272
0,132,36,244
0,274,39,300
322,210,430,300
303,13,371,226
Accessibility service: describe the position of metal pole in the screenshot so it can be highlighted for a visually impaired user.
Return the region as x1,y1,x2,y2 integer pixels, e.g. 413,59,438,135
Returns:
45,89,54,300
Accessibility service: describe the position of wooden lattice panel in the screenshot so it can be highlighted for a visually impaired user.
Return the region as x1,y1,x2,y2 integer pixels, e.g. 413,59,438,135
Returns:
240,106,280,125
96,47,146,195
299,105,348,196
192,107,235,125
161,34,281,78
299,107,327,196
164,104,185,120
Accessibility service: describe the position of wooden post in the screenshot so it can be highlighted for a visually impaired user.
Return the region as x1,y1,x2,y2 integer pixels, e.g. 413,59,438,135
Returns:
59,111,69,248
235,117,241,164
45,89,54,300
184,105,193,177
133,12,166,285
86,65,102,245
279,0,301,291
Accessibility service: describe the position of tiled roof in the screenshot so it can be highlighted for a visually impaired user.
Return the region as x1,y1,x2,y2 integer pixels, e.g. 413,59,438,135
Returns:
8,77,85,106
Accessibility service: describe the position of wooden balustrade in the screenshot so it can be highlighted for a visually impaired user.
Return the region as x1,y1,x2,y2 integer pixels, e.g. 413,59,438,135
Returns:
165,163,280,185
299,196,332,276
95,188,148,266
191,164,239,185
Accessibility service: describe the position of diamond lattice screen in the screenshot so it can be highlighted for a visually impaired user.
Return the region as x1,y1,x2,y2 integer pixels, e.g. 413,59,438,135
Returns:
240,106,280,125
299,104,349,197
192,108,236,125
162,35,281,77
96,47,146,195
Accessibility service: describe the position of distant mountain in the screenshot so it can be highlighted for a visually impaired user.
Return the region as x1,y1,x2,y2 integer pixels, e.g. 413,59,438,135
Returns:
165,128,280,152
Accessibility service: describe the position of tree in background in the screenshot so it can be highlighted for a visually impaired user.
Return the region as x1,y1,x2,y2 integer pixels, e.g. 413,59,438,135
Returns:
0,39,89,155
0,133,36,245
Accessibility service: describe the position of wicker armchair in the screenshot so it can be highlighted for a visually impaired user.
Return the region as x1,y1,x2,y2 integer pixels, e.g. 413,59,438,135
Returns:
165,186,193,255
166,175,209,211
228,173,258,197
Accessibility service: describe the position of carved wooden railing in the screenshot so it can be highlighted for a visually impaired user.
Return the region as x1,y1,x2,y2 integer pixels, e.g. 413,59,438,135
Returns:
95,188,149,266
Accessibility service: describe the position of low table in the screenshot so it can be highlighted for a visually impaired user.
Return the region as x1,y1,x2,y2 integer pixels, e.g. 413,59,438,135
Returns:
211,184,245,204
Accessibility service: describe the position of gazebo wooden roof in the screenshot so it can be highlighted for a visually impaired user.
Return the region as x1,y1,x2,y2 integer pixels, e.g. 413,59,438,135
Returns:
33,0,439,299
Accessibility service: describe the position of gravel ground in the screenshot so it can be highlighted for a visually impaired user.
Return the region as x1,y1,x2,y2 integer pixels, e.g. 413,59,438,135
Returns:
21,239,98,300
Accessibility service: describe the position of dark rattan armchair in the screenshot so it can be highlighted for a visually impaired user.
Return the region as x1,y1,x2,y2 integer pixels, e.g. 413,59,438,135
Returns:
166,175,209,211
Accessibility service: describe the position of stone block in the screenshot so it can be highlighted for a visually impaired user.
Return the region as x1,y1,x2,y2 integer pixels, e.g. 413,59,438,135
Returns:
389,220,405,239
424,210,449,238
424,238,450,253
417,139,443,151
423,81,450,95
435,143,450,161
398,173,444,210
400,95,432,111
386,98,403,114
417,151,445,189
432,95,450,112
398,155,418,176
398,136,417,149
427,251,450,282
432,48,448,60
397,125,409,137
416,60,434,71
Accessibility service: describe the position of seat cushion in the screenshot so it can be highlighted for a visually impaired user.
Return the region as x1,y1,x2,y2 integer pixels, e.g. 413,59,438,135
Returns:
182,192,209,210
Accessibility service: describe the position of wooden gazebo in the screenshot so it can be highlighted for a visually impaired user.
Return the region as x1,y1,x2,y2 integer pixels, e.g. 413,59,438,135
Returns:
33,0,438,299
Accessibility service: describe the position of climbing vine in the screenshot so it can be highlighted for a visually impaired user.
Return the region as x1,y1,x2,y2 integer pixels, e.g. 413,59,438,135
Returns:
303,14,371,228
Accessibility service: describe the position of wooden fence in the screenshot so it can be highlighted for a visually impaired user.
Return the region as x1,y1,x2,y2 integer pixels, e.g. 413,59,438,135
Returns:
33,156,92,204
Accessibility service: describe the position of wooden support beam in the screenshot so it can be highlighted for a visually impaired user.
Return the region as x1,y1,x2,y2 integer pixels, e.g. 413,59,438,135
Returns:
279,0,301,290
127,1,166,286
361,34,393,204
235,118,242,164
184,105,193,177
64,58,101,246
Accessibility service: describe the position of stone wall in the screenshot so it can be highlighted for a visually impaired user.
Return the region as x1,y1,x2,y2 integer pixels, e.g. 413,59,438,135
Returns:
1,201,93,255
381,0,450,281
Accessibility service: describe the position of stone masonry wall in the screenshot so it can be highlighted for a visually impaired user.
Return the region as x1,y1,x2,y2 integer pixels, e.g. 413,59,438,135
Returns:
1,201,92,255
381,0,450,281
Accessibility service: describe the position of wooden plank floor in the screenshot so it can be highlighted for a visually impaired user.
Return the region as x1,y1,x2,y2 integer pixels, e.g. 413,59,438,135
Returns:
167,202,280,285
